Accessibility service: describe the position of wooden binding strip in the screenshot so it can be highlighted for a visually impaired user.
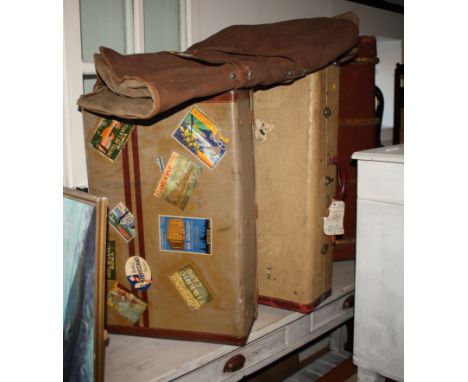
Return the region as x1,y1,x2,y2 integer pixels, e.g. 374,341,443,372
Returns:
121,129,150,328
107,325,249,346
339,117,380,126
130,127,150,328
258,289,332,314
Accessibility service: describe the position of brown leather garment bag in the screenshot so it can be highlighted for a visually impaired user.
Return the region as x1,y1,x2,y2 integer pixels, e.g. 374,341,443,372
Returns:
78,17,358,120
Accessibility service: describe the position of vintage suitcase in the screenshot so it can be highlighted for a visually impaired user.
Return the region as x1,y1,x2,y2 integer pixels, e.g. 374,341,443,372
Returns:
253,65,340,313
333,36,379,261
81,90,257,345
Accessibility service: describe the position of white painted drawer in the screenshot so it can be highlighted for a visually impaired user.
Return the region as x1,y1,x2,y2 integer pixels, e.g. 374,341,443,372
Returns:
356,161,403,204
176,328,287,381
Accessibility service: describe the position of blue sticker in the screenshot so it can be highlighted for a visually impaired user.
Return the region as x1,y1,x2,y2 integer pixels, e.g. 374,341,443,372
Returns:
159,215,212,255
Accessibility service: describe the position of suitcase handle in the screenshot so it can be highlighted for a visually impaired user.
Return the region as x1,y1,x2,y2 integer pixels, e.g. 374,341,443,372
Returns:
328,156,347,201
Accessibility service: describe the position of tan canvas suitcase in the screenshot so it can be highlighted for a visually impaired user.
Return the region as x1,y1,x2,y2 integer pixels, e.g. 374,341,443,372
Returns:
81,90,257,345
253,65,340,313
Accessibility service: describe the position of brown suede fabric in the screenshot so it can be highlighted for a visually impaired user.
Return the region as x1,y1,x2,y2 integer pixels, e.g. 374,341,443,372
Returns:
77,17,358,120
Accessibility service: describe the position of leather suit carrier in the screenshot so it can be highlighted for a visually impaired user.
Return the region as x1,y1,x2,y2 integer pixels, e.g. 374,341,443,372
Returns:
82,91,257,345
253,66,339,313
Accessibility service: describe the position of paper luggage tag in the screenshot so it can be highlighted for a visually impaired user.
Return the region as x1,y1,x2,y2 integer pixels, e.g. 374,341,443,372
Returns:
169,265,212,310
323,200,345,236
107,283,147,324
90,118,134,162
125,256,152,291
108,202,136,243
154,151,202,211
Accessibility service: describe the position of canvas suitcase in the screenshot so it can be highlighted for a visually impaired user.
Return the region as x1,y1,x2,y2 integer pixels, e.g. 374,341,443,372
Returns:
333,36,379,261
253,65,340,313
81,90,257,345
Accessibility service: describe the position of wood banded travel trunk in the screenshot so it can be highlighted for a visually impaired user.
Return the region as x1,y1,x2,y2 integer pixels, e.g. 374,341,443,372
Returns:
333,36,379,261
82,90,257,345
253,66,339,313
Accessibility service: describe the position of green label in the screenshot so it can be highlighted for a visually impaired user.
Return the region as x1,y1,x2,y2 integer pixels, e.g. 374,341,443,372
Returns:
91,118,134,161
169,265,212,310
106,241,116,280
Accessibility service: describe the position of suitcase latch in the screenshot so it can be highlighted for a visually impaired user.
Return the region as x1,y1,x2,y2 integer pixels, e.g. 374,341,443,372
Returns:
321,244,330,255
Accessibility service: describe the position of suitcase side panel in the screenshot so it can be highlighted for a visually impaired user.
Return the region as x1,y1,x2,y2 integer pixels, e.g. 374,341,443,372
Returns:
254,67,337,308
82,91,256,341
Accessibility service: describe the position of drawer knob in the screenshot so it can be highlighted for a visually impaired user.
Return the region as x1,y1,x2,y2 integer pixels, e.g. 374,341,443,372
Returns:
342,295,354,309
223,354,246,373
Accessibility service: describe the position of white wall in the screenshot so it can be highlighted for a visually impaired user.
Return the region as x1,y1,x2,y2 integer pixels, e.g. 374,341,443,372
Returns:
188,0,403,42
376,38,403,129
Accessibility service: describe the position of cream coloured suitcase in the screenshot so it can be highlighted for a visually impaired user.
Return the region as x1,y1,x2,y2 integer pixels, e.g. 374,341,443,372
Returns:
253,66,340,312
81,90,257,345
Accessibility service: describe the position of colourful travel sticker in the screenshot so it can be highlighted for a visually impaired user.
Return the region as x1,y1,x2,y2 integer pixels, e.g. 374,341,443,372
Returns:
107,283,147,324
90,118,134,162
154,151,202,211
108,202,136,243
169,265,212,310
172,107,229,170
125,256,152,291
159,215,212,255
106,241,116,280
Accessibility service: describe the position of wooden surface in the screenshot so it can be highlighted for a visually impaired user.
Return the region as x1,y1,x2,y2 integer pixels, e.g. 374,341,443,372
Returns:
104,261,355,382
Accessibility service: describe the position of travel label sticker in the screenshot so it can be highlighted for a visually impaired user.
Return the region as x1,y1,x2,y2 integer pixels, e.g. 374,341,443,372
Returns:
90,118,134,162
172,107,229,170
108,202,136,243
169,265,212,310
159,215,212,255
154,151,202,211
107,283,147,324
106,241,116,280
125,256,152,291
323,200,345,235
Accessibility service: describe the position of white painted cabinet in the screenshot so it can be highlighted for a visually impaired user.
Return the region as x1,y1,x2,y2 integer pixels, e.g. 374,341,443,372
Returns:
352,144,404,382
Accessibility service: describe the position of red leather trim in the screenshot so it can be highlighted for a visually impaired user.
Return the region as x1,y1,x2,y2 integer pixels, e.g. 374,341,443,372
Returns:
121,144,135,258
121,143,141,329
107,325,248,346
130,127,150,328
258,289,332,313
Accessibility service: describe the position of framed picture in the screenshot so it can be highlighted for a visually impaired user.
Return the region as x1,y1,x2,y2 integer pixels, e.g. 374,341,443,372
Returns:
63,187,107,382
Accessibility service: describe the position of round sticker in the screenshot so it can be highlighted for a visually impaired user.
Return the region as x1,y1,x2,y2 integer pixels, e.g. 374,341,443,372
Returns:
125,256,152,291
